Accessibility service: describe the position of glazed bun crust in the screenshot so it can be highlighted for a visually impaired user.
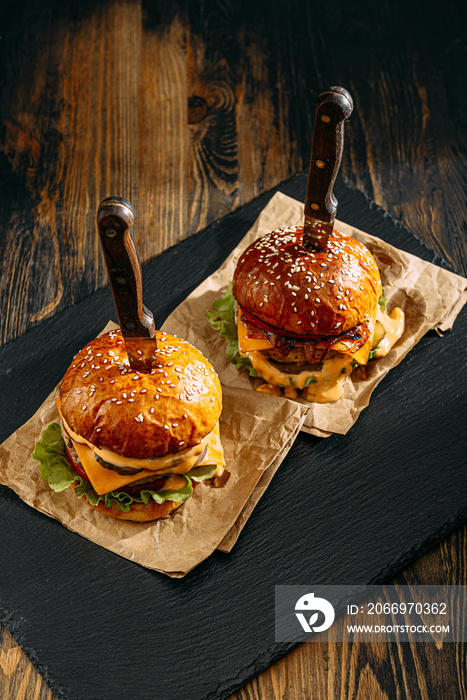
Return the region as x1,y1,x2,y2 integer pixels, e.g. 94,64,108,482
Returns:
60,329,222,459
69,482,198,521
233,225,382,336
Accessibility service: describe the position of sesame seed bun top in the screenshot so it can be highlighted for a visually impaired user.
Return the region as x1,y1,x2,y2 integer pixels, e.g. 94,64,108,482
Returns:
59,329,222,459
233,225,382,337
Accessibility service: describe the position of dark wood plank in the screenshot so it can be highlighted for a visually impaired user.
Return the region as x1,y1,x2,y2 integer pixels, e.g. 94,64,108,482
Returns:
1,0,465,345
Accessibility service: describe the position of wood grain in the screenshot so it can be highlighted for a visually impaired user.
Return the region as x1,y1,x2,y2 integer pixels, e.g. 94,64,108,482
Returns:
1,0,464,345
0,625,54,700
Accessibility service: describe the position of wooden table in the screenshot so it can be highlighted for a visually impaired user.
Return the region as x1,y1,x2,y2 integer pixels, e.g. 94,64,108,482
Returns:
0,1,465,697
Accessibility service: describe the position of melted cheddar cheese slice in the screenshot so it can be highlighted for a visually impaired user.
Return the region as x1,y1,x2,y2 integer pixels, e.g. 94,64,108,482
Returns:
56,399,225,495
237,311,274,352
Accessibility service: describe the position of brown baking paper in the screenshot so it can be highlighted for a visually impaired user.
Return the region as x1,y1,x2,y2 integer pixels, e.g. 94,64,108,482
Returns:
164,192,467,437
0,378,307,577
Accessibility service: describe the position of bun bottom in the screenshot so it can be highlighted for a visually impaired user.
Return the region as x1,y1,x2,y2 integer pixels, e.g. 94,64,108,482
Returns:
70,482,198,522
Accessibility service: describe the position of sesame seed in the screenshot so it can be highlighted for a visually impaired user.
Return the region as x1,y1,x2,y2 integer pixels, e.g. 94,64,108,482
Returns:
163,424,169,430
116,401,122,405
82,405,87,410
76,390,82,394
123,393,127,398
135,414,144,423
173,423,178,427
150,408,155,414
128,399,134,402
140,389,147,394
96,428,101,432
133,375,140,380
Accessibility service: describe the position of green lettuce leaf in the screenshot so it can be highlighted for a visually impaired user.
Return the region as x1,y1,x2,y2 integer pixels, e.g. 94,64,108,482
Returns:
186,463,218,482
32,422,77,492
33,424,217,513
205,281,257,377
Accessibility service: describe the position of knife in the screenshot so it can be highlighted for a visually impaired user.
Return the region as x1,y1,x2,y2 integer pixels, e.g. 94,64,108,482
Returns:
303,86,353,251
97,196,157,372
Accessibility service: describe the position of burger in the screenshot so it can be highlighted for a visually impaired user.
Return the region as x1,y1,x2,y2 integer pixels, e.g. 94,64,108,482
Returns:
207,224,404,403
33,328,225,521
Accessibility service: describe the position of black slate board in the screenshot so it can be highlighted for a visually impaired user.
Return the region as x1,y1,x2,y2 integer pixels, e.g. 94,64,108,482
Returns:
0,175,466,700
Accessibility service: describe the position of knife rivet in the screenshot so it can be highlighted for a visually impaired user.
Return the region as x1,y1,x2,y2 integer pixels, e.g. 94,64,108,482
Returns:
105,228,117,238
125,322,136,330
311,203,320,211
321,114,331,123
316,160,325,168
116,277,127,285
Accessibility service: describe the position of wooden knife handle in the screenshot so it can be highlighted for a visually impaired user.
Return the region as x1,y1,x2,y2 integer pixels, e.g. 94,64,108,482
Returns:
97,196,155,339
304,87,353,230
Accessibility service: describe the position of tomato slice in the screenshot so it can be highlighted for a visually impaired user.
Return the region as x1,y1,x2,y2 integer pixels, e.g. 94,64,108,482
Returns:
65,443,90,483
